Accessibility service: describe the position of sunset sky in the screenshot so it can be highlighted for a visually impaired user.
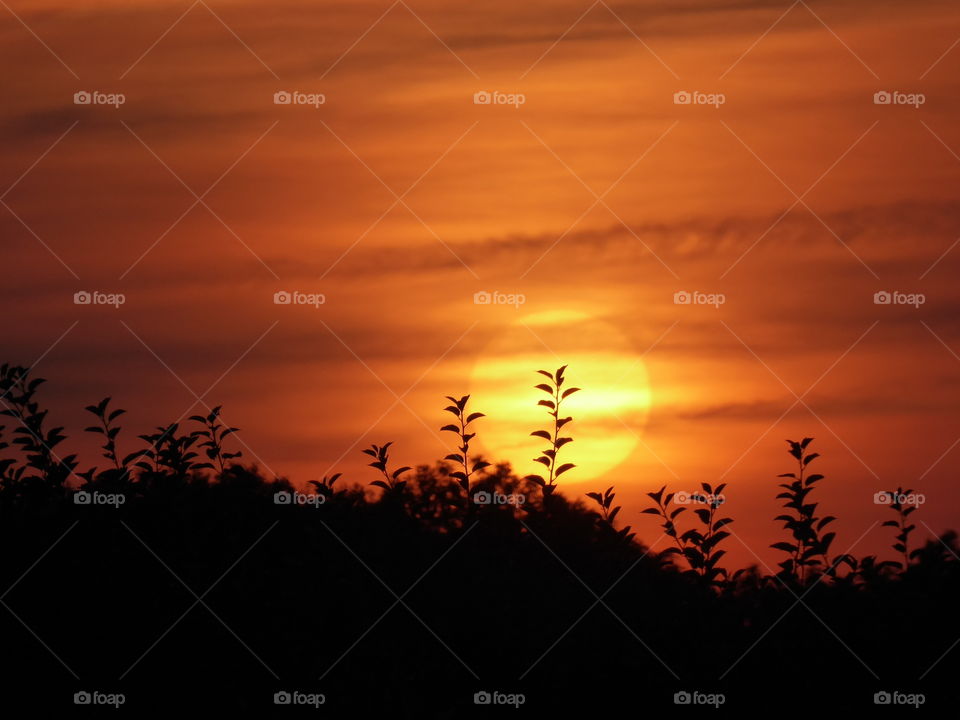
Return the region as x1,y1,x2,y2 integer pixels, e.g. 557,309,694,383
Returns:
3,0,960,569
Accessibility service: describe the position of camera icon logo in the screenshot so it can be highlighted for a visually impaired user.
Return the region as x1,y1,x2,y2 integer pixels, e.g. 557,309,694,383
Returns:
73,91,91,105
74,691,92,705
274,291,291,305
673,291,691,305
873,91,891,105
74,491,91,505
873,691,891,705
673,91,691,105
873,491,892,505
472,491,491,505
473,91,491,105
873,290,891,305
74,291,92,305
274,491,292,505
274,691,292,705
473,290,492,305
474,691,492,705
274,91,292,105
674,691,692,704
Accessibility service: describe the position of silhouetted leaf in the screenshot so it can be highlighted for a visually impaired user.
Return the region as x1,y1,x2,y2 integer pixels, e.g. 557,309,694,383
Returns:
771,542,797,553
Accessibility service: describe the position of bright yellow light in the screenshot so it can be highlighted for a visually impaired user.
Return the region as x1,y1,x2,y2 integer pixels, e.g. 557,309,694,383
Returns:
468,310,651,483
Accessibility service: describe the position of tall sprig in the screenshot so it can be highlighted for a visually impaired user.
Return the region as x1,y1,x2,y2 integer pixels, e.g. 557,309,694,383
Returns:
440,394,488,493
772,438,853,583
365,442,410,493
189,405,242,474
525,365,579,495
84,397,126,472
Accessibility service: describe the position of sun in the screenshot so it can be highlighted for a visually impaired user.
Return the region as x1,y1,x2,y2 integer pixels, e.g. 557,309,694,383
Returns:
468,310,651,483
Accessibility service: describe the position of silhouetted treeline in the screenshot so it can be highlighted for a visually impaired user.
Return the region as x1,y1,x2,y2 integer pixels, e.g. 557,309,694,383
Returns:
0,363,956,714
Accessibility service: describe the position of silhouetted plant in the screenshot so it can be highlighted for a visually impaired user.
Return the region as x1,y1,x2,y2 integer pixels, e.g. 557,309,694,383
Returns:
189,405,242,474
440,394,488,493
880,486,920,570
0,363,77,487
642,484,732,584
772,438,853,583
525,365,579,495
587,485,635,543
309,472,343,500
686,483,733,584
0,423,21,486
83,396,126,472
364,442,410,492
157,424,204,476
131,423,205,477
131,424,178,474
642,486,686,561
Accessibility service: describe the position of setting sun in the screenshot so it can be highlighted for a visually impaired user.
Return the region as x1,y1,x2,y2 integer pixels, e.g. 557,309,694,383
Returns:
469,310,651,482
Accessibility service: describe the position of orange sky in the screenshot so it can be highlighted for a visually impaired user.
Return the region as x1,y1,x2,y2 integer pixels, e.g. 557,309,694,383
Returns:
3,0,960,570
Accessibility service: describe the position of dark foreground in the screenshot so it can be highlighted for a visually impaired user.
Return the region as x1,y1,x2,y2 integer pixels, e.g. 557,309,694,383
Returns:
0,463,955,716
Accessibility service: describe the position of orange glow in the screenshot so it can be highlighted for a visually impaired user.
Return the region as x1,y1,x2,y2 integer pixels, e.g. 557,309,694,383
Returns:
469,310,651,482
2,0,960,570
